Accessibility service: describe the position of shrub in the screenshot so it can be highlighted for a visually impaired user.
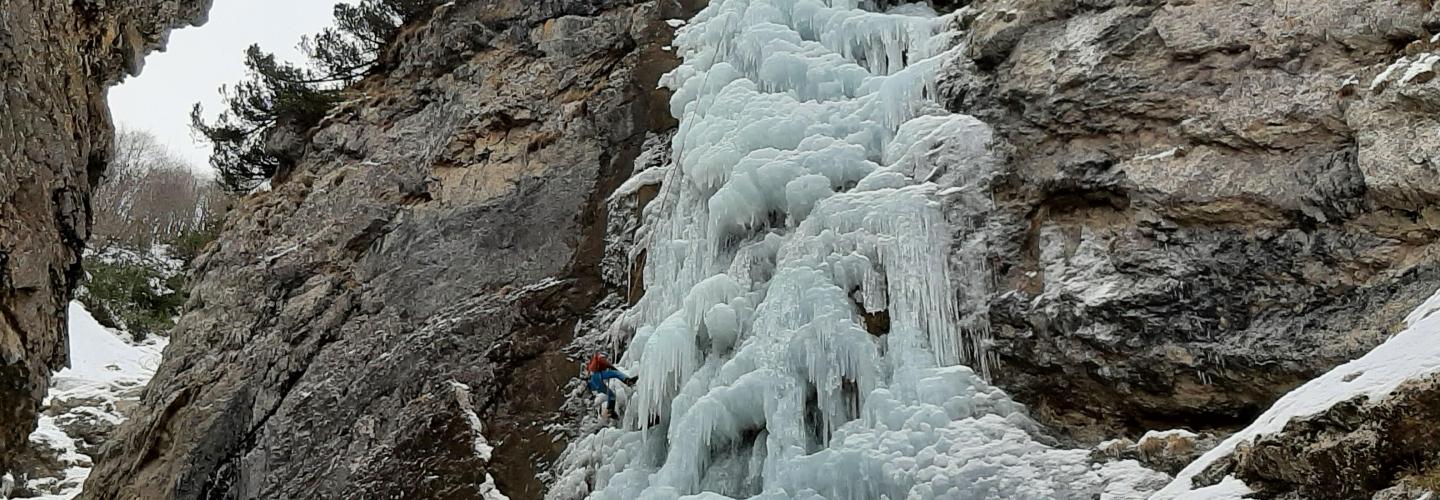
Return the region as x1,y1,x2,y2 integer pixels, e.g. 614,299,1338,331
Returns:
164,215,226,264
78,250,187,341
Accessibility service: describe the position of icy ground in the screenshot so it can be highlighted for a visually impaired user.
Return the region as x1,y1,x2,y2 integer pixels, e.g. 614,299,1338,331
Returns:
13,302,166,499
549,0,1170,498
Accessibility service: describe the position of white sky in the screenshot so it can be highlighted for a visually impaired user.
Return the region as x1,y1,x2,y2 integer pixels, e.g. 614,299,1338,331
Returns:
108,0,339,172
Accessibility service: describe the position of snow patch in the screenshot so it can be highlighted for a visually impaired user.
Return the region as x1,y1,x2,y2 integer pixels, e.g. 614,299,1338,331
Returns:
54,302,166,390
23,417,92,499
449,381,495,461
1400,54,1440,85
480,474,511,500
1157,287,1440,497
1371,52,1439,92
1140,429,1198,442
21,302,167,500
449,381,509,500
1135,147,1179,162
1372,58,1411,91
1167,477,1254,500
610,166,671,202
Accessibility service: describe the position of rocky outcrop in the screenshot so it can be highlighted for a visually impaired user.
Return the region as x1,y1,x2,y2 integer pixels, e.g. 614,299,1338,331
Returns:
13,385,150,498
1183,373,1440,499
939,0,1440,441
1093,429,1220,475
83,1,699,498
0,0,209,474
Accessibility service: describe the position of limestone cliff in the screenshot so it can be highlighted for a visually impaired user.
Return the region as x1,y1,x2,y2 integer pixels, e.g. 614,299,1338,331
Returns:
73,0,1440,498
941,0,1440,441
83,1,697,498
0,0,209,474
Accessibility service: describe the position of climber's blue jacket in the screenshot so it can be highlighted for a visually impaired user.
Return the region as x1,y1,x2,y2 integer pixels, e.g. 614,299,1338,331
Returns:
588,369,627,394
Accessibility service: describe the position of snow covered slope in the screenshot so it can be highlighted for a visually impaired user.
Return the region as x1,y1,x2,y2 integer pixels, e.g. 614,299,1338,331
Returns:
1156,289,1440,498
13,303,166,499
550,1,1168,498
55,302,166,391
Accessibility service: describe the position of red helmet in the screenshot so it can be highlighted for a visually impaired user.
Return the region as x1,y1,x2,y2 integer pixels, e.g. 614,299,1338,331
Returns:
587,352,612,373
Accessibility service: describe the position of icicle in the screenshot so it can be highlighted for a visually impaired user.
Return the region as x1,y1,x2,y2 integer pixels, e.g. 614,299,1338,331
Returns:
635,313,703,427
552,0,1168,498
786,316,881,444
653,370,779,495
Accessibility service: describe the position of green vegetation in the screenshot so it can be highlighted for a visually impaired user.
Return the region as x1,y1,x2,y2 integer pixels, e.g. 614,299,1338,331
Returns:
192,0,443,193
78,254,187,341
165,218,226,264
85,126,232,341
80,229,220,343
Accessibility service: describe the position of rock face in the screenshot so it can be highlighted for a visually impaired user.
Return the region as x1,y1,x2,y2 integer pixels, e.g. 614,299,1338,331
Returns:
0,0,209,475
67,0,1440,496
940,0,1440,441
84,1,697,498
1191,373,1440,498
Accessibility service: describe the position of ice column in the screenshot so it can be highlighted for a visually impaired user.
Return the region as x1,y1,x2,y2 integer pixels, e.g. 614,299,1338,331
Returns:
545,1,1169,499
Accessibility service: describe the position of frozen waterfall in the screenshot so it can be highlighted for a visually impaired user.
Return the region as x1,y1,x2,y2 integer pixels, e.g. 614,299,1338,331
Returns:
551,1,1168,498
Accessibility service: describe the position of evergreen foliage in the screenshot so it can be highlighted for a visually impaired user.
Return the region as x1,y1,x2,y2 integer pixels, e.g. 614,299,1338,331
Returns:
193,0,441,192
79,253,188,341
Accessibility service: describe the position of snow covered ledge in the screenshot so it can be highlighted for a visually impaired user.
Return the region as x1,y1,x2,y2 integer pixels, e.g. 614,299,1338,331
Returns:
1157,290,1440,499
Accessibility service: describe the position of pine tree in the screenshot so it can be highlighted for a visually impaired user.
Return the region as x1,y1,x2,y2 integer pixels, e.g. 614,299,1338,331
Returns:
193,0,442,193
305,0,440,82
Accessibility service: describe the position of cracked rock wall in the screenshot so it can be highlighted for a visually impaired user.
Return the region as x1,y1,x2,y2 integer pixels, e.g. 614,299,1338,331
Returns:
0,0,209,475
82,1,697,498
941,0,1440,441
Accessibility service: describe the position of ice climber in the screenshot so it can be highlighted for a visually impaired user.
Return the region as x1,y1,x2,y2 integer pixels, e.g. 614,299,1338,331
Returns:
585,352,635,422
